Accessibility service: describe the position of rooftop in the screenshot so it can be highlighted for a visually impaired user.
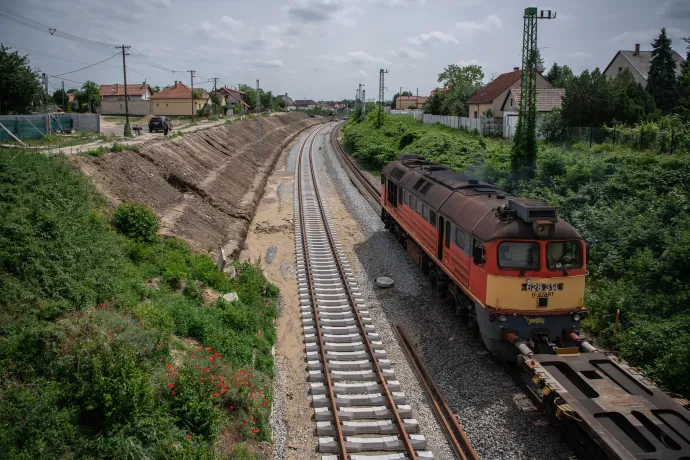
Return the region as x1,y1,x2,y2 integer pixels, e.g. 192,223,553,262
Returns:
100,83,151,97
608,49,685,80
466,69,522,104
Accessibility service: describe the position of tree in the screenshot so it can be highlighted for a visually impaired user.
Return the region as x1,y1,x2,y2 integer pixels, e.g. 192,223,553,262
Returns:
678,37,690,117
423,89,446,115
648,28,679,114
391,91,412,109
53,89,67,110
610,69,658,124
425,64,484,116
545,63,575,88
0,44,43,114
151,85,161,94
80,80,100,113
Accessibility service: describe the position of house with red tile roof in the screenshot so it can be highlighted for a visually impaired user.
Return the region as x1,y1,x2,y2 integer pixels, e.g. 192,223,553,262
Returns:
396,95,428,109
100,82,153,115
150,81,210,116
466,68,551,119
218,86,249,113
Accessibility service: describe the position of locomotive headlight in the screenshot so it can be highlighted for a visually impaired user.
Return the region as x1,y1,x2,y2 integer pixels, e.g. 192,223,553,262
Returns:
498,314,507,322
572,313,581,322
533,220,555,238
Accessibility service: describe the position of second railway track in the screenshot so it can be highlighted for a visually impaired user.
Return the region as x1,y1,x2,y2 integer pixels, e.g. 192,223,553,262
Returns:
296,123,434,459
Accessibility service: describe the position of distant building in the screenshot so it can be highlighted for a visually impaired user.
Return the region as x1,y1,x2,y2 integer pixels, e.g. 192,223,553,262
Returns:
500,87,565,138
150,81,210,116
277,93,294,107
466,68,551,119
99,82,152,115
294,99,318,110
603,43,685,86
396,95,427,109
218,87,249,114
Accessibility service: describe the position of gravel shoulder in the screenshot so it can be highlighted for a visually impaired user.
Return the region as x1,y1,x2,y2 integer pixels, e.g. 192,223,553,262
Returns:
316,125,574,460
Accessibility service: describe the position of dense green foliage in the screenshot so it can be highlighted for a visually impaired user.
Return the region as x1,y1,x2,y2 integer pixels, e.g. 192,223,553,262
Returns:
678,37,690,117
561,68,658,127
0,151,276,458
344,115,690,396
391,91,413,110
0,44,44,114
545,63,575,88
648,28,679,115
113,202,160,242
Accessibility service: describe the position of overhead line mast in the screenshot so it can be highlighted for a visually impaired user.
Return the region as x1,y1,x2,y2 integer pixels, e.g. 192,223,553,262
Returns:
378,68,389,128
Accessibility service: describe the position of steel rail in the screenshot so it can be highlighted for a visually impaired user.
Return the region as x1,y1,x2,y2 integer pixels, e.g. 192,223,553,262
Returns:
303,123,418,459
330,123,381,209
393,325,479,460
297,124,348,460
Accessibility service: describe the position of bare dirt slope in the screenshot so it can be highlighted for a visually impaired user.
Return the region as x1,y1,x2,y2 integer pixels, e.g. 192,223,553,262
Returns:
73,112,322,256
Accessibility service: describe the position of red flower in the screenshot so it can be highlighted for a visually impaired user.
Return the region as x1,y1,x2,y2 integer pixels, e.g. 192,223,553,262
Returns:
171,390,177,396
139,323,143,327
209,356,215,362
191,355,195,359
187,435,192,440
206,346,212,352
166,363,173,370
167,383,174,388
243,419,247,425
116,326,121,331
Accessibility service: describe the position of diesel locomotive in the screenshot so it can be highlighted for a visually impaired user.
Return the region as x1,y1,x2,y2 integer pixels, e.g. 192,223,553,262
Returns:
380,154,594,360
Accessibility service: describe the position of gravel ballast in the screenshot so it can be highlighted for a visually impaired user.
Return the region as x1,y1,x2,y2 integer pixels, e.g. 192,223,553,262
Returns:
309,124,573,460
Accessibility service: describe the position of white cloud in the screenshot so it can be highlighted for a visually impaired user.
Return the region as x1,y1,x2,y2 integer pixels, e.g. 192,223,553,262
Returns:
248,59,285,68
284,0,360,27
458,59,481,66
221,16,243,27
609,28,688,49
406,31,459,46
390,47,426,59
455,15,502,36
347,50,390,64
568,51,592,58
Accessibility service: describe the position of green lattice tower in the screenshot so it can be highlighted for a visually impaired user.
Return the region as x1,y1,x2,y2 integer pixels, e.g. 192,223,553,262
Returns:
378,69,388,128
513,7,555,175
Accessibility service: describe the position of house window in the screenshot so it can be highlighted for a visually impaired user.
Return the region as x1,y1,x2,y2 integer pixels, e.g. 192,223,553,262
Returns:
474,111,478,118
157,103,159,106
618,66,622,73
510,97,514,107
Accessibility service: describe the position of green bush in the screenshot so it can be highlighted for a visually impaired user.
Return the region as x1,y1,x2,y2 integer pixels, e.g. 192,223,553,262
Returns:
113,202,159,242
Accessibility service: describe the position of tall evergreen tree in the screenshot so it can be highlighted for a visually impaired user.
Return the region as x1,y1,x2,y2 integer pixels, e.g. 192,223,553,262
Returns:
647,28,679,114
678,37,690,117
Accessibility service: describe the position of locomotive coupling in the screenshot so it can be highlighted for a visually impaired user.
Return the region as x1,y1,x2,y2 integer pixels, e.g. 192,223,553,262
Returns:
504,332,534,357
566,331,598,353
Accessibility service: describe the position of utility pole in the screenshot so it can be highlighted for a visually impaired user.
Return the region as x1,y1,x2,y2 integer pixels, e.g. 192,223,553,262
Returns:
378,68,389,128
399,86,402,110
255,79,261,165
211,77,219,116
61,81,65,112
513,7,555,173
362,89,366,117
188,70,196,122
116,45,132,136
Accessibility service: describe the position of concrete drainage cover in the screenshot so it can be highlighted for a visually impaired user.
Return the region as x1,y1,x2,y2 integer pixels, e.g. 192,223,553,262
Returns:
374,277,395,288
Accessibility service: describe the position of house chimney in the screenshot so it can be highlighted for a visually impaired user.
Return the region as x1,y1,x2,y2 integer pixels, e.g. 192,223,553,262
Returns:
285,92,288,98
116,83,119,92
634,43,640,55
514,67,520,71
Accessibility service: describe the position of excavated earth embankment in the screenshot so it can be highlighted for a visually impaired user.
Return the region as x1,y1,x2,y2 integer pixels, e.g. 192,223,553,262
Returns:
73,112,323,256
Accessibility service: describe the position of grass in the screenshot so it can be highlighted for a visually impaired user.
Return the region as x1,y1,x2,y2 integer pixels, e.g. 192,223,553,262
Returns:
84,142,129,157
344,113,690,397
0,149,277,458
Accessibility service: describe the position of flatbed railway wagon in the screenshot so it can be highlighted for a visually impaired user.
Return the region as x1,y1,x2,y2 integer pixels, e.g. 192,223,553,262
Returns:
380,154,690,460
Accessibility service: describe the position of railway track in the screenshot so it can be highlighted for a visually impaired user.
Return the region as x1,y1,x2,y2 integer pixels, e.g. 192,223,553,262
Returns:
393,326,479,460
296,124,433,459
330,124,381,212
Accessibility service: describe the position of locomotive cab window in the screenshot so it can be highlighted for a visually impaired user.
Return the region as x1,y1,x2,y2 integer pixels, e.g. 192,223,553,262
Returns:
547,241,583,270
498,242,540,270
455,229,466,250
429,210,437,227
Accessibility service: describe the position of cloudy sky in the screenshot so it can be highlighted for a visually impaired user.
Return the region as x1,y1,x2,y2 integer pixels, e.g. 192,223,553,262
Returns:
1,0,688,100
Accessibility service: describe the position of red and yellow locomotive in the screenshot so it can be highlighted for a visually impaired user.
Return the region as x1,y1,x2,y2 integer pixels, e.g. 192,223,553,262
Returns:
381,154,591,360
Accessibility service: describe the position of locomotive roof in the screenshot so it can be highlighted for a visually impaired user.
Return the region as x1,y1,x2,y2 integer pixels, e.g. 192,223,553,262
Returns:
383,156,582,241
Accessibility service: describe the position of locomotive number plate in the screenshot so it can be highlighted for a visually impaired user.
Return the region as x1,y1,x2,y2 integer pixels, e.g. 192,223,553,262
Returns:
521,282,564,292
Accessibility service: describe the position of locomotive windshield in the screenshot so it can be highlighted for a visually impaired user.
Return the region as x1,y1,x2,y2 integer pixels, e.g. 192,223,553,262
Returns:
547,241,583,270
498,242,540,270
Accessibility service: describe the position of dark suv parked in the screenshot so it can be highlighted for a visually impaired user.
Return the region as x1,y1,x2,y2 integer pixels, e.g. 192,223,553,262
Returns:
148,116,173,133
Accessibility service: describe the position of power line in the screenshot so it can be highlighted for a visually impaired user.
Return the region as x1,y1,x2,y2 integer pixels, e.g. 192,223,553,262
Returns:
0,5,117,48
47,75,85,85
0,42,119,66
52,52,120,77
